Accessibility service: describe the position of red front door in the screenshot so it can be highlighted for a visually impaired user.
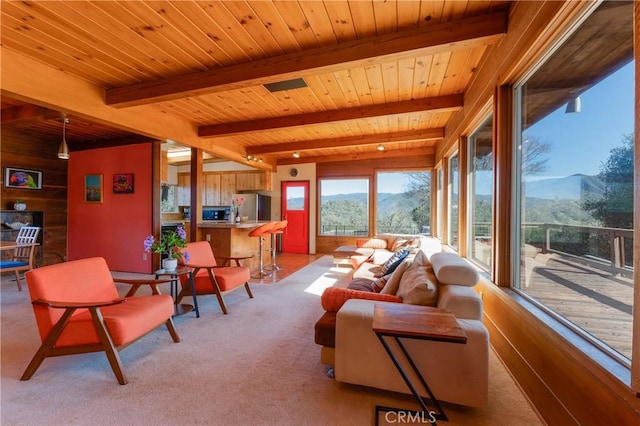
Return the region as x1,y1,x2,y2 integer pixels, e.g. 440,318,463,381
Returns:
281,180,309,254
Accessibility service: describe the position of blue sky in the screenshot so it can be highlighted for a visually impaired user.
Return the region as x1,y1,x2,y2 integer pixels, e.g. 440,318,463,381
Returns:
525,61,634,178
322,61,634,196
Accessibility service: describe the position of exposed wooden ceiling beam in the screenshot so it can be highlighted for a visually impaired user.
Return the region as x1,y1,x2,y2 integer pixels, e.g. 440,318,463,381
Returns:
1,48,275,171
106,11,507,108
200,95,461,138
246,128,444,155
276,147,435,166
69,135,158,152
1,104,61,124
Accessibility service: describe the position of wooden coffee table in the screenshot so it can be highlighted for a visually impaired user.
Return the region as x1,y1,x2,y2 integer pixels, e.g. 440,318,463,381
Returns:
372,303,467,424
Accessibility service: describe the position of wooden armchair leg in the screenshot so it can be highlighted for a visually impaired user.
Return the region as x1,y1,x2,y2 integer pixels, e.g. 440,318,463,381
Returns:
244,283,254,298
165,318,180,343
214,292,228,314
89,307,127,385
207,269,228,314
21,308,77,381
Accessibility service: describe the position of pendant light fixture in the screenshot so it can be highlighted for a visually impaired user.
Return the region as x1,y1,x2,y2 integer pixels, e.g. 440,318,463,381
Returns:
564,96,581,113
58,118,70,160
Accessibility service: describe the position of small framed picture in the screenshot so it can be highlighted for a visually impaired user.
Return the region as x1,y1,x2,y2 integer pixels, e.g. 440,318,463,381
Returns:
4,167,43,190
84,174,103,203
113,173,134,194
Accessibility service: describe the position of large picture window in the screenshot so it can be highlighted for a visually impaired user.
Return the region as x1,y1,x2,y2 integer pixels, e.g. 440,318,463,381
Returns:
319,178,369,236
376,172,431,235
514,1,634,364
468,116,493,270
447,154,459,249
436,168,443,239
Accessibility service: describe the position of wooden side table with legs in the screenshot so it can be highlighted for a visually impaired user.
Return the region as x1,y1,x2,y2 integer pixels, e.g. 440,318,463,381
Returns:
372,303,467,424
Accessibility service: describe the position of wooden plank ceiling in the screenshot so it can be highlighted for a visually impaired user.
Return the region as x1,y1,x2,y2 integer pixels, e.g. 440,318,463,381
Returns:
0,0,511,169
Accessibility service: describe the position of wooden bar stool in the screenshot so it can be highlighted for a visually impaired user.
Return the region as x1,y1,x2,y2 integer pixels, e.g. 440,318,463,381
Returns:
248,222,276,279
266,220,288,272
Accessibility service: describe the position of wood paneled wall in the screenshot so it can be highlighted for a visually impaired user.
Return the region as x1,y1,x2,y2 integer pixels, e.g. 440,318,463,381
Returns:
1,128,68,265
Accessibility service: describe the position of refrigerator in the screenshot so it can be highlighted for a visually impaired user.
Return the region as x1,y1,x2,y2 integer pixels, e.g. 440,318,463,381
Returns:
234,193,271,221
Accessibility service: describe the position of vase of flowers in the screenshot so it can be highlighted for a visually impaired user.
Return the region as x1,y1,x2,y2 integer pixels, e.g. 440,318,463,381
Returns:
230,196,246,223
143,226,189,271
13,200,26,211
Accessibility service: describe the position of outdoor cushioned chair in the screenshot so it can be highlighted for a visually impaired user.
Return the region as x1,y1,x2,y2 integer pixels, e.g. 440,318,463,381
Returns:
178,241,252,314
21,257,180,385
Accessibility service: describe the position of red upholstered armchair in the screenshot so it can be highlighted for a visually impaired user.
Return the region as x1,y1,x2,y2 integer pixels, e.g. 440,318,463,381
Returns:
21,257,180,385
178,241,252,314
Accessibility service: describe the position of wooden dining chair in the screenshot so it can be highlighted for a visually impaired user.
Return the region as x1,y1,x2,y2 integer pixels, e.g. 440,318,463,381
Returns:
0,226,41,291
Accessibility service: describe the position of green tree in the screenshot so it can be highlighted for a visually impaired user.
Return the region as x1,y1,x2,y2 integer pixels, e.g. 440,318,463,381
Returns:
583,133,634,229
321,199,368,234
404,172,431,232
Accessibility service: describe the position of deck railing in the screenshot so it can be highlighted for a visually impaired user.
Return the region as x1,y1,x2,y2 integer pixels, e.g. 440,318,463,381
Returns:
539,223,633,276
473,222,634,276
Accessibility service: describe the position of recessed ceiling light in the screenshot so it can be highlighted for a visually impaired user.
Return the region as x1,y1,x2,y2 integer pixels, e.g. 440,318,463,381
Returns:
377,144,385,151
293,152,300,158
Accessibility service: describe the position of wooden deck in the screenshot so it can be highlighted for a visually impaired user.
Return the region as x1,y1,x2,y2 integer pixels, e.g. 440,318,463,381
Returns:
521,252,633,360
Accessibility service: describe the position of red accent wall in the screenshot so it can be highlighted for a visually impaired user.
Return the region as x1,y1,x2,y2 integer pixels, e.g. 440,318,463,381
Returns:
67,143,153,273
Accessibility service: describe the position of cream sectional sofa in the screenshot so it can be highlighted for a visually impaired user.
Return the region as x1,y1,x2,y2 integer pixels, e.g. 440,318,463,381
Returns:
316,237,489,407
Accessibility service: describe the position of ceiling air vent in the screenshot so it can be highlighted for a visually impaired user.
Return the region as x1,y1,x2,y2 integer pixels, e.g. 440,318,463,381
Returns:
264,78,308,93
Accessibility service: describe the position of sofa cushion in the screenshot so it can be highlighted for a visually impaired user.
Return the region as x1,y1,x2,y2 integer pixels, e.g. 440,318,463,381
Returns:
391,236,419,251
380,259,410,295
430,252,479,286
314,311,337,347
371,250,394,265
396,265,439,306
378,249,409,276
356,238,387,249
321,287,402,312
333,246,374,260
437,284,484,320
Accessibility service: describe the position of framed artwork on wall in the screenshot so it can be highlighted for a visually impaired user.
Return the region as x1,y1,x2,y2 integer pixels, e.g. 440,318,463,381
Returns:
84,174,103,203
4,167,43,189
113,173,134,194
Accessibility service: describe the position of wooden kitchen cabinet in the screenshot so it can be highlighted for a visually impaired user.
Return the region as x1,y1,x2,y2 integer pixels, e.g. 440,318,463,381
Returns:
202,173,221,206
220,174,236,206
177,173,190,206
235,171,272,191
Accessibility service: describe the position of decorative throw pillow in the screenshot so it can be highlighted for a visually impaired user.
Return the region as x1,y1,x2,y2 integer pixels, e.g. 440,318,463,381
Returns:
347,277,377,292
406,250,430,270
396,265,439,306
380,259,410,295
378,248,410,276
371,274,390,292
320,287,402,312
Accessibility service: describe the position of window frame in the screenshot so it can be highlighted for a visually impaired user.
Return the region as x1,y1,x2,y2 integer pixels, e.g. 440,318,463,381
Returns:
467,114,494,271
510,1,636,373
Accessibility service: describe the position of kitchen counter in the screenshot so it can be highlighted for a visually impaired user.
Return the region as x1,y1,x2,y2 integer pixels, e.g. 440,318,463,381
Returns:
197,221,268,229
196,222,272,271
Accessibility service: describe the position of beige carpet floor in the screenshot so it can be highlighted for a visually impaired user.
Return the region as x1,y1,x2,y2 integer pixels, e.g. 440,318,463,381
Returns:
1,256,543,425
